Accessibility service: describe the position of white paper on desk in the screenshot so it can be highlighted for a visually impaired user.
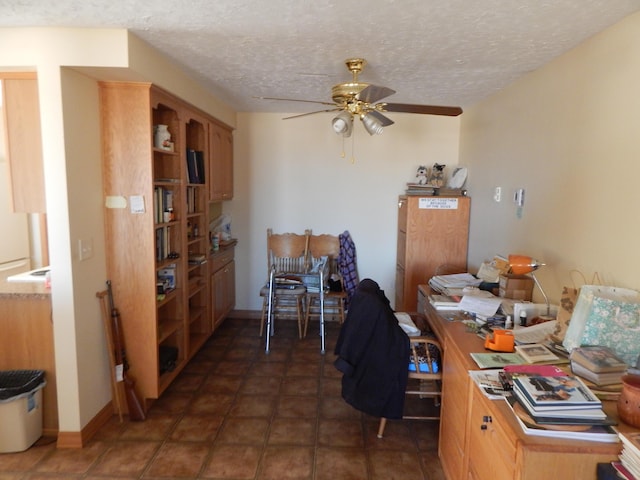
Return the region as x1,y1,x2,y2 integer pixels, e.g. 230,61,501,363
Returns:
512,320,558,344
458,295,502,317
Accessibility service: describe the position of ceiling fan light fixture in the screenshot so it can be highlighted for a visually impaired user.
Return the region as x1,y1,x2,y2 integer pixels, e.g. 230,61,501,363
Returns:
331,111,353,137
361,112,384,135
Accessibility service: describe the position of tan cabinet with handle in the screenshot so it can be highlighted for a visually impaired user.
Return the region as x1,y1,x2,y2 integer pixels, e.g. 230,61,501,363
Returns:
395,195,470,311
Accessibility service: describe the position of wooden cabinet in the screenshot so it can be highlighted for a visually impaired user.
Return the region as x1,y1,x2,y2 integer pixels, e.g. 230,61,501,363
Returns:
418,291,624,480
100,82,232,409
0,293,57,436
210,243,236,330
208,121,233,201
395,195,470,311
1,74,45,213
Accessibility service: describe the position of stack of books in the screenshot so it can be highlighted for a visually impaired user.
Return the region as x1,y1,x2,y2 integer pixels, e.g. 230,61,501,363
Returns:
405,183,436,195
428,293,460,310
428,273,482,297
506,372,618,442
614,431,640,479
569,345,628,386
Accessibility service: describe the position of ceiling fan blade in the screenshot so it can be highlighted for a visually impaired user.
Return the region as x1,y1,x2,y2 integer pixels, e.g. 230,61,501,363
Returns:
367,110,394,126
384,103,463,116
255,96,336,107
283,108,342,120
357,85,396,104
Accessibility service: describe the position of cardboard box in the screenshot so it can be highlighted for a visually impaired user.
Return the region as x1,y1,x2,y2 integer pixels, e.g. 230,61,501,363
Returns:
499,274,534,301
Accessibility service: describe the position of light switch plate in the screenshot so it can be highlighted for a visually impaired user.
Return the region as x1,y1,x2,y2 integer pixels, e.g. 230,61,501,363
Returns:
79,238,93,261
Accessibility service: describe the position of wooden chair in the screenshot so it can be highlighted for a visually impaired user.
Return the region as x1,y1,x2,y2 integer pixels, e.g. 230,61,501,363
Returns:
259,228,310,341
303,233,347,337
377,312,443,438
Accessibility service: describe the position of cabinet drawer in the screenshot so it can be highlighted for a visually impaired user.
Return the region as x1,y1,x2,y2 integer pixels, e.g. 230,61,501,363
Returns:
210,250,234,271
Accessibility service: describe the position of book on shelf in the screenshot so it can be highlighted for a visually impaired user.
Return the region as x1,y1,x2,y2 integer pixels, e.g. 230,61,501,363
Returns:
504,395,619,443
514,344,559,364
186,149,205,184
570,361,625,386
570,345,628,373
188,253,207,265
512,374,601,411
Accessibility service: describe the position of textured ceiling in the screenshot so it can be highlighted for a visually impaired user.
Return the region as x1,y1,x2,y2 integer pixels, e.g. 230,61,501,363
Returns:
2,0,640,114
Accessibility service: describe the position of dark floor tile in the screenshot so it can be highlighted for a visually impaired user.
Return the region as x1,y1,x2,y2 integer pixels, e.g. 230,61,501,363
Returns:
170,414,224,441
6,317,444,480
281,376,319,396
229,395,277,418
88,440,159,477
315,447,369,480
33,441,108,475
216,417,270,445
317,418,364,448
118,413,178,441
188,392,234,415
144,441,210,478
267,417,316,445
258,446,314,480
276,395,319,418
201,444,262,479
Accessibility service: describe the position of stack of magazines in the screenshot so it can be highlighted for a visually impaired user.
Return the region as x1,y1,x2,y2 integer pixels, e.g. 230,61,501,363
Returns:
506,372,618,442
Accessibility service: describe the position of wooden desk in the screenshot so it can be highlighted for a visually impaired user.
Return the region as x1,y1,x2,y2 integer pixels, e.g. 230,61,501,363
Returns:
417,285,624,480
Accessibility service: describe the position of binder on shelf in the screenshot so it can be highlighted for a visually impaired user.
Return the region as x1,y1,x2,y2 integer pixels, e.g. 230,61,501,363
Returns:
186,149,205,184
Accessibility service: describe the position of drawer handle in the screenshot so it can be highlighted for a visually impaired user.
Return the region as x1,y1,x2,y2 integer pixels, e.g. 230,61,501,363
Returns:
483,415,492,423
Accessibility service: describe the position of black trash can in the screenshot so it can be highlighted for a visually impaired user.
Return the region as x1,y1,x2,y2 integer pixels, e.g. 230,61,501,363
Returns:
0,370,46,452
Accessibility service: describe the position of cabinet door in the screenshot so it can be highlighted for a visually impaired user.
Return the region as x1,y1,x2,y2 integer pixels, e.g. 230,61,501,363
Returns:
2,76,45,213
209,122,233,201
466,388,516,480
401,196,470,311
211,258,235,329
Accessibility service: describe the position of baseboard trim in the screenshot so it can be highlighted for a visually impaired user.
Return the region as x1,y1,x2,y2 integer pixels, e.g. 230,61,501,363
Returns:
227,309,261,320
56,402,114,449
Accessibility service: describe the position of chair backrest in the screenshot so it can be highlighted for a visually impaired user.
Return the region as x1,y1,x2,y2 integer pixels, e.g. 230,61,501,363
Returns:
267,228,311,274
308,233,340,276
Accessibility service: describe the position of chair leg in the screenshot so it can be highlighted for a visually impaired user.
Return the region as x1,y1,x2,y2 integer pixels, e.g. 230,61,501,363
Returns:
377,418,387,438
303,295,312,338
297,296,304,339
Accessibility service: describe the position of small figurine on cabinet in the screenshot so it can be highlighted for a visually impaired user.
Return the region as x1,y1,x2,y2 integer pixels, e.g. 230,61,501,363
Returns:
416,165,428,185
427,163,446,187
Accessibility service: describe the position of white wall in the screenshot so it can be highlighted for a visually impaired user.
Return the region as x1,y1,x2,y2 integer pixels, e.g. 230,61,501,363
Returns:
228,112,460,310
460,11,640,304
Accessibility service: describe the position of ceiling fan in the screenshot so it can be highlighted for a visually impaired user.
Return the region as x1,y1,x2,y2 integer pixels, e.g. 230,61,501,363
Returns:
259,58,463,137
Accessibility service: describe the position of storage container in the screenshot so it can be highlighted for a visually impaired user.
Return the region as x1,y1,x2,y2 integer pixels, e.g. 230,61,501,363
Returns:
0,370,46,453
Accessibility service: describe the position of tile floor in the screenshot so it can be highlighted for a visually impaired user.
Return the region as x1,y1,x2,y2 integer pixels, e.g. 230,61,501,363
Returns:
0,317,445,479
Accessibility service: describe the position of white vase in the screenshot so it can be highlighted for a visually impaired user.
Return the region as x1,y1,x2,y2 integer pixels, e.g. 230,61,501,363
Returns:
154,124,172,150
